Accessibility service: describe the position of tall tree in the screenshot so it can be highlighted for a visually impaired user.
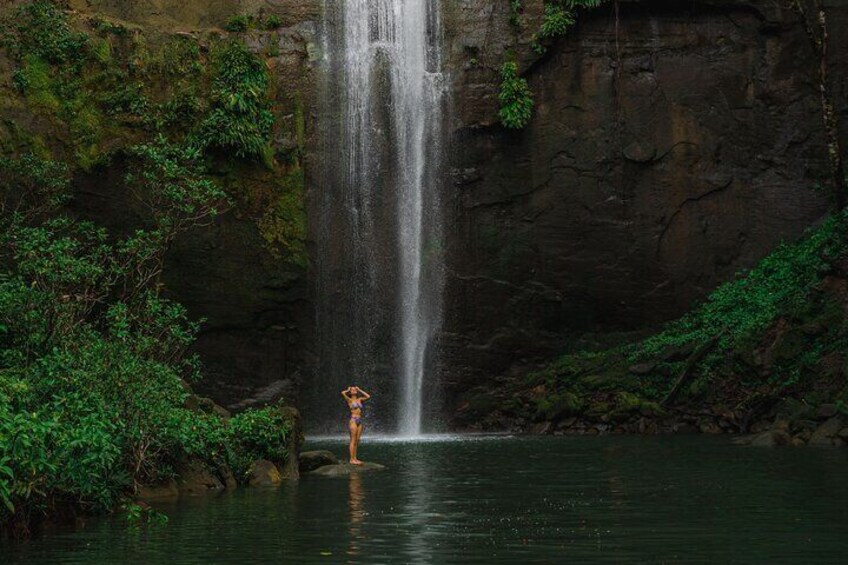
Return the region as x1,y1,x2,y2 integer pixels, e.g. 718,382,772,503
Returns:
790,0,846,210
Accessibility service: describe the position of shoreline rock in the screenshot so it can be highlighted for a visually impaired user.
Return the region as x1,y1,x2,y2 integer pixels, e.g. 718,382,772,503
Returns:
307,462,387,477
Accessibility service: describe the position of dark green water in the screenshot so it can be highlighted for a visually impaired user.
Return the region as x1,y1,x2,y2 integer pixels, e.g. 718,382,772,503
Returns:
4,435,848,564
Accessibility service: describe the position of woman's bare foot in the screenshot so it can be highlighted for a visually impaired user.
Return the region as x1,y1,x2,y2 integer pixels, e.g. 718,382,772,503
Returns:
350,459,363,465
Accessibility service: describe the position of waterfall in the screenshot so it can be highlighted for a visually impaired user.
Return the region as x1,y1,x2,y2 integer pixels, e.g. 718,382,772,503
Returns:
315,0,446,436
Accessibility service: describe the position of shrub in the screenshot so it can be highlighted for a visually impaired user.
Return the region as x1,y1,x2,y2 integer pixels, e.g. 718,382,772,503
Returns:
498,61,534,129
226,408,293,479
264,15,283,30
192,40,275,160
224,15,252,33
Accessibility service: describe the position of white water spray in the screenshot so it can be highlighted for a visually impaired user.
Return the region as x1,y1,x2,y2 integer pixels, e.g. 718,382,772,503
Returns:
323,0,446,436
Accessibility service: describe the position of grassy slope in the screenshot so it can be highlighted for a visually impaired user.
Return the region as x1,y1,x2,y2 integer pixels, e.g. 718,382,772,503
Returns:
458,214,848,432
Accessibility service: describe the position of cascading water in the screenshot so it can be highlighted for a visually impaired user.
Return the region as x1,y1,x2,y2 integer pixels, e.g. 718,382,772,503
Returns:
314,0,447,436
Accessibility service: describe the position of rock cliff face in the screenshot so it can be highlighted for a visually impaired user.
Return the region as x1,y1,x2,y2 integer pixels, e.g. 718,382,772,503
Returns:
437,0,847,415
3,1,846,422
0,0,321,407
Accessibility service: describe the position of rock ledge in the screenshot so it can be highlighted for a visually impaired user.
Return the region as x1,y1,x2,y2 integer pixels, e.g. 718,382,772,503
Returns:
307,462,386,477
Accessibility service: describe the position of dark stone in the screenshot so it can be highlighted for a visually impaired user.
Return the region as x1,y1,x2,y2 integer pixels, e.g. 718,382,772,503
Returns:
248,460,283,487
628,362,656,375
623,140,656,163
659,342,698,362
440,0,838,426
815,404,838,420
218,465,238,490
137,479,179,500
748,430,791,447
299,450,339,473
307,462,387,477
177,459,225,495
809,417,845,446
278,406,303,480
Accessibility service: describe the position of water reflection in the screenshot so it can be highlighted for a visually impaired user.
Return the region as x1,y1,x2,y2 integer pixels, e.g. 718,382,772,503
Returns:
346,472,365,561
4,437,848,564
402,444,434,565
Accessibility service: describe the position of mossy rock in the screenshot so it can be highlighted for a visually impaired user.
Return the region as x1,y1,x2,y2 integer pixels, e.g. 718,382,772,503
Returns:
534,391,584,422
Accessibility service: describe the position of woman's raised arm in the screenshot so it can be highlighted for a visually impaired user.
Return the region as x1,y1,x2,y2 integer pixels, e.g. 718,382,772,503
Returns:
356,387,371,400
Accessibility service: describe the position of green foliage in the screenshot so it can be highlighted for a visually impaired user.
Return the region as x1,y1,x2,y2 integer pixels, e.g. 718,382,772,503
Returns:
509,1,523,28
192,40,275,160
0,153,290,535
224,15,252,33
638,214,847,360
124,502,168,527
526,213,848,413
225,408,293,479
223,13,282,33
500,1,604,124
265,15,284,30
126,137,230,235
498,61,534,129
7,1,89,65
532,1,603,52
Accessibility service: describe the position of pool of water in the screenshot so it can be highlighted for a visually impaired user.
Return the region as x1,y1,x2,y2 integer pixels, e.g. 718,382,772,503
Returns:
4,435,848,564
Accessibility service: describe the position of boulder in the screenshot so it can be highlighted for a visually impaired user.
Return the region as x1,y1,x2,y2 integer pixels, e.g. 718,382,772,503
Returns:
815,404,838,420
218,464,238,490
307,462,387,477
248,460,283,487
747,430,791,447
299,450,340,473
809,417,844,446
277,406,303,480
177,459,225,495
838,427,848,440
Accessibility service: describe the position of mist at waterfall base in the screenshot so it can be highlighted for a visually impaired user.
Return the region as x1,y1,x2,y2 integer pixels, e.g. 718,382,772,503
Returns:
309,0,448,436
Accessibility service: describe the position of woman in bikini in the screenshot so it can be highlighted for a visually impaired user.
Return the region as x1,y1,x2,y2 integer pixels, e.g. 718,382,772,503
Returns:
342,385,371,465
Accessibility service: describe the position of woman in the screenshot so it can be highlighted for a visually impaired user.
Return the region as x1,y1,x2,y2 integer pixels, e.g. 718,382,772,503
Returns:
341,385,371,465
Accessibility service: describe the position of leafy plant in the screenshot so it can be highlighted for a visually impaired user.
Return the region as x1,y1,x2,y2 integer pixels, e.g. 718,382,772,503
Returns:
225,408,293,478
498,61,534,129
224,15,252,33
192,40,275,160
265,15,283,30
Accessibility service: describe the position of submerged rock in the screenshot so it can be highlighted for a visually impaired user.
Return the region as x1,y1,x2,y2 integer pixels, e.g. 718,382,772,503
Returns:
299,450,339,473
307,462,387,477
735,430,791,447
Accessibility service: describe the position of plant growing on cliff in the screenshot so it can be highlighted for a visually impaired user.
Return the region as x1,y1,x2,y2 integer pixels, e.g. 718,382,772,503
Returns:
498,61,534,129
5,0,88,65
530,1,604,53
192,40,275,161
498,0,603,127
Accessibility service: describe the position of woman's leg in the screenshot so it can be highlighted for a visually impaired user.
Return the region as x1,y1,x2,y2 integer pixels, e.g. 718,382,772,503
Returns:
348,419,357,462
353,423,364,462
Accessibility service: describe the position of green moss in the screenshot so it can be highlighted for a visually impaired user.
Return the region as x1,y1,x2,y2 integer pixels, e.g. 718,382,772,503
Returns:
224,15,252,33
17,55,61,112
258,166,308,266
